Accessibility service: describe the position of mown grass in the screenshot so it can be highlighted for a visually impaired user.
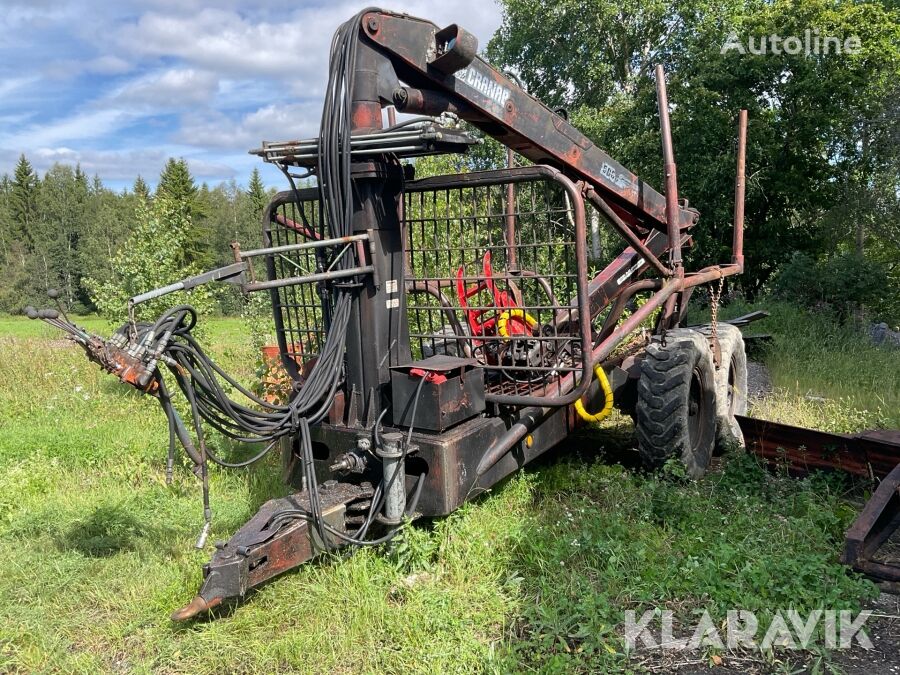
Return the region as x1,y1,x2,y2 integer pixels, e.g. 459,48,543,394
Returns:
0,303,894,673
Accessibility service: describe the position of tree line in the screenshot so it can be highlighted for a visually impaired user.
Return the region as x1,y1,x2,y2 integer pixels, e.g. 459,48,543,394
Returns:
0,156,273,316
1,0,897,324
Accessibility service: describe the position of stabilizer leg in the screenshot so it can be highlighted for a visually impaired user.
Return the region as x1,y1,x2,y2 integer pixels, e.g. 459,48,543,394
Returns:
171,482,373,621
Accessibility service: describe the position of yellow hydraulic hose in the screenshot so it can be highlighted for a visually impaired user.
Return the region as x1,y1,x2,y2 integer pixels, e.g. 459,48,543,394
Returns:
497,309,538,338
574,364,614,423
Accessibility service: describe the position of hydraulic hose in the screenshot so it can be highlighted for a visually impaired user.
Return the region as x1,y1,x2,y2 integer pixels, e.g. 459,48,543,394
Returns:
574,364,614,424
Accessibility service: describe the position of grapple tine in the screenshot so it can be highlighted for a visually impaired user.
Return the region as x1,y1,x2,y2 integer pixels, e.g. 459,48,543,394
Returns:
171,595,222,623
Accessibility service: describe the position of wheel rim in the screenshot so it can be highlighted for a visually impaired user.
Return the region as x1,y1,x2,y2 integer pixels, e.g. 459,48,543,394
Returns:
726,356,737,416
687,367,705,452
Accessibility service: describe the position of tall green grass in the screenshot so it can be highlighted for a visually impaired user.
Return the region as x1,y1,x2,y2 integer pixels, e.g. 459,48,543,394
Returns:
721,301,899,430
0,306,889,672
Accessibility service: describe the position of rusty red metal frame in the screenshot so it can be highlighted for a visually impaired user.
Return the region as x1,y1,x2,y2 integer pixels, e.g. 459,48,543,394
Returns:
656,65,683,270
736,415,900,585
844,458,900,583
732,110,748,270
738,416,900,479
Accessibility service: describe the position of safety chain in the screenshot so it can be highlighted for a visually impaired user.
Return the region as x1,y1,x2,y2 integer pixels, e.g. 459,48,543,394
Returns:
708,276,725,367
709,276,724,340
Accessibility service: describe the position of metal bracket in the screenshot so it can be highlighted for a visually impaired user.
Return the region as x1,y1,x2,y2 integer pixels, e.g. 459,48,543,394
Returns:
170,482,372,621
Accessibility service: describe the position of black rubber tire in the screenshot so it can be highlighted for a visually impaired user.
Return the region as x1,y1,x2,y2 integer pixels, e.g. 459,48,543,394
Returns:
635,328,717,479
698,323,748,452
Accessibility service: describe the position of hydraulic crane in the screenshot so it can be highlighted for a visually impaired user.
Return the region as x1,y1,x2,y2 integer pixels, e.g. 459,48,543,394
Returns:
29,8,749,621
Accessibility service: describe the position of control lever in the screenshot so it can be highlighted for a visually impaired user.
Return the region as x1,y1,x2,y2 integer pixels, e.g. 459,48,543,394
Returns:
24,305,92,343
46,288,72,324
24,304,157,393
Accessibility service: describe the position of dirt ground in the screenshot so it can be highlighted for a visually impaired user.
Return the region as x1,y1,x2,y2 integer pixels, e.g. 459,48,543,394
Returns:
643,361,900,674
644,593,900,674
746,360,773,400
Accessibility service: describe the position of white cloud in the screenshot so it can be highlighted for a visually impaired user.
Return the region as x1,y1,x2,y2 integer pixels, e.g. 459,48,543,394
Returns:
183,156,237,181
85,55,132,75
9,146,165,181
0,68,220,154
0,76,38,99
114,1,503,83
113,68,219,107
115,7,337,79
40,55,133,81
13,145,235,183
0,108,132,149
175,101,321,150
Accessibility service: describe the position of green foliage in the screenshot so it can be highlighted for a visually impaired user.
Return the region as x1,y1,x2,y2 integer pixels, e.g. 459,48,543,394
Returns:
412,123,507,178
85,196,216,320
488,0,900,312
30,163,89,311
158,158,219,271
774,252,892,323
156,158,198,205
247,167,267,217
75,183,133,311
489,0,683,107
0,154,269,316
719,299,900,429
10,153,38,235
132,174,150,201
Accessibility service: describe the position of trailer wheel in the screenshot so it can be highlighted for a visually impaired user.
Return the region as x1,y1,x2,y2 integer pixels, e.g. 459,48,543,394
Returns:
636,329,716,479
699,323,748,452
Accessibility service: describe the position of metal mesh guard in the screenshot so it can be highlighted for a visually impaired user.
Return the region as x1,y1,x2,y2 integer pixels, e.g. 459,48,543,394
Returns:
263,190,329,383
263,165,592,406
404,166,591,404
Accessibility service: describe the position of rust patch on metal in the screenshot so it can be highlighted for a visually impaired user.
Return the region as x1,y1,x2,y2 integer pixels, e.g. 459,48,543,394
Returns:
738,415,900,478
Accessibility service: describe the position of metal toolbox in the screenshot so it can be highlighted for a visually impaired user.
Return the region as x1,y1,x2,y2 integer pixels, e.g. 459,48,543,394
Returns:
390,356,486,432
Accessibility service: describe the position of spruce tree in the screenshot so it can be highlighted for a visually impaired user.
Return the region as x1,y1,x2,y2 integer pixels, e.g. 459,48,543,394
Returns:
247,167,267,218
157,158,197,204
0,174,12,260
11,154,38,239
157,158,212,267
74,163,88,191
133,175,150,201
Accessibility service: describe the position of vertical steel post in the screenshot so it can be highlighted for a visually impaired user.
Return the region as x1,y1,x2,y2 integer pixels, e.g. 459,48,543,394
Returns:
378,432,406,524
505,147,518,269
655,65,681,271
344,38,411,423
732,109,748,271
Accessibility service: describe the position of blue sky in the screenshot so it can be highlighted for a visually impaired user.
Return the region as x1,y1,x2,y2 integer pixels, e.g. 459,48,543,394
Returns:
0,1,502,192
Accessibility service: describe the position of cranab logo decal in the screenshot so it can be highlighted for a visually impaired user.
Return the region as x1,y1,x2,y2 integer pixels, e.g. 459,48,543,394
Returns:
456,66,511,110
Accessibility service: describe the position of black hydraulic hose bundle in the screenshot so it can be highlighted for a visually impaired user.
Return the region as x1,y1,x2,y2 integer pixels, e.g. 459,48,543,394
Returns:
121,9,423,549
22,8,416,552
127,303,422,549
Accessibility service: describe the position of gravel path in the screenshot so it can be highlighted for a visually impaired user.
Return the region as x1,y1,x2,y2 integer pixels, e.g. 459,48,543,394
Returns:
747,360,773,399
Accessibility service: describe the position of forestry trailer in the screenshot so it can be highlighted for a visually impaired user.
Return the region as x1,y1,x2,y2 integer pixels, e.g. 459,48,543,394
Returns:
28,8,751,620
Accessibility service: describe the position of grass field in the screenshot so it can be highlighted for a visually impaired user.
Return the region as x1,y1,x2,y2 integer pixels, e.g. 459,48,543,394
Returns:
0,303,897,673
